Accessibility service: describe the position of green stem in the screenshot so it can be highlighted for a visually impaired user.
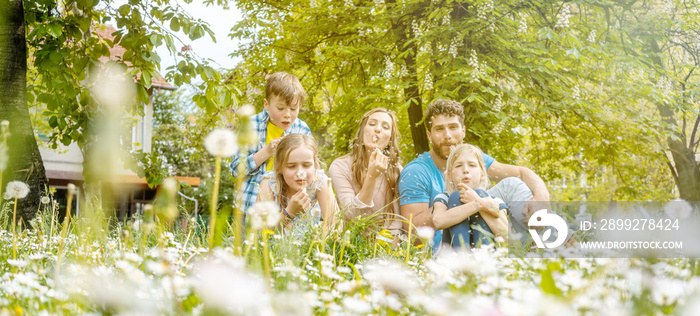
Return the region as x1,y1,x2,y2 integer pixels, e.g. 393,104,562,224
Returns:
405,214,413,265
12,197,17,259
207,156,222,253
56,190,74,274
262,230,271,283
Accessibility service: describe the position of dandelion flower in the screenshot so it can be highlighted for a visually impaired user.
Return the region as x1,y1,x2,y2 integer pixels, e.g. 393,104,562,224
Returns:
237,105,256,118
249,201,281,229
417,226,435,240
41,196,51,204
5,181,30,199
204,128,238,157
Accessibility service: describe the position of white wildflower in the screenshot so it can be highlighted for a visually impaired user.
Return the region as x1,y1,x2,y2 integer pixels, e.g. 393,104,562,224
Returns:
5,181,30,199
193,260,272,314
204,128,238,157
343,296,372,314
363,259,418,294
41,196,50,204
7,259,29,268
416,226,435,240
67,183,76,195
249,201,282,229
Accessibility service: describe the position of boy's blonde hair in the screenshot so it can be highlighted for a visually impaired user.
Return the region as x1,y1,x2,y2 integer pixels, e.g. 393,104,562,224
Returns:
445,143,489,192
273,134,319,209
265,72,306,108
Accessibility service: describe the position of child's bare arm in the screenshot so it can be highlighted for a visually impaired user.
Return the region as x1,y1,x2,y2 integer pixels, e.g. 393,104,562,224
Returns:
252,137,282,169
479,208,509,242
432,201,481,230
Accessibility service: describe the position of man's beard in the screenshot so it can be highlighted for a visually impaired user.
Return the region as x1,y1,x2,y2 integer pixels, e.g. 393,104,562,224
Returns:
433,141,457,160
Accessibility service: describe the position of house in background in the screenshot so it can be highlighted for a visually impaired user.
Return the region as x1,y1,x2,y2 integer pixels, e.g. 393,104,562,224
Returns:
39,24,200,220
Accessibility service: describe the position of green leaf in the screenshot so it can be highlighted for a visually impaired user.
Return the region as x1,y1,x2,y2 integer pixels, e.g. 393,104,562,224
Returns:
47,24,63,38
566,47,580,59
118,4,130,16
170,17,180,32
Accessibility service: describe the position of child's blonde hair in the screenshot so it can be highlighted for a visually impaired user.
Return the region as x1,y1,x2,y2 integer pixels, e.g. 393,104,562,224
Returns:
273,134,320,209
445,143,489,191
265,72,306,108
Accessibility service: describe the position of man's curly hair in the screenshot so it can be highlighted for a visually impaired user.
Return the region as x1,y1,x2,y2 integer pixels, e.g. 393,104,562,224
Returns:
424,99,465,130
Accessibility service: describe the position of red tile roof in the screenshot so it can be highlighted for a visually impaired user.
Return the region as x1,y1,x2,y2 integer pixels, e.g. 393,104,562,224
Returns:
95,25,176,90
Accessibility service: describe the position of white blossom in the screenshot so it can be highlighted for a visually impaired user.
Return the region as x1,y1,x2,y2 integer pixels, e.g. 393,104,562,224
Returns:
555,5,571,29
423,73,433,92
587,29,597,43
411,20,423,37
204,128,238,157
417,226,435,240
4,181,30,199
384,56,394,75
572,85,581,100
518,15,528,33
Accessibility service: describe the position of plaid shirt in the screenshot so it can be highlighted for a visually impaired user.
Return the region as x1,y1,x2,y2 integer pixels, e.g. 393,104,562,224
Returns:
231,110,312,213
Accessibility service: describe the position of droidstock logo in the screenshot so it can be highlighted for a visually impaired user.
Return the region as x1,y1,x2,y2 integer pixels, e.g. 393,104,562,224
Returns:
528,209,568,249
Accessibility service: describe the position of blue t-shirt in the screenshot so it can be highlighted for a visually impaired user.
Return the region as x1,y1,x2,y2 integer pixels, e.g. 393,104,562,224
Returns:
399,152,495,207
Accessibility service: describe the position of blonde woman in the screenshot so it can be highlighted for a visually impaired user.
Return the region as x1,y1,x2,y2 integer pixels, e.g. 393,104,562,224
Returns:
329,108,402,237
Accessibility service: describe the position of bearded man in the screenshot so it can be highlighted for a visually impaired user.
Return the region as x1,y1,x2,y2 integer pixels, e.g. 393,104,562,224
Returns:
398,99,550,246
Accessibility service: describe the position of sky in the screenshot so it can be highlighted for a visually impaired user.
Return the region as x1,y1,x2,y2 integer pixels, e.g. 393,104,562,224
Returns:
155,1,243,73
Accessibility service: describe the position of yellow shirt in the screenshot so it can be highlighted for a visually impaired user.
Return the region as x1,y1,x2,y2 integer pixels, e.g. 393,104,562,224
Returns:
265,122,285,171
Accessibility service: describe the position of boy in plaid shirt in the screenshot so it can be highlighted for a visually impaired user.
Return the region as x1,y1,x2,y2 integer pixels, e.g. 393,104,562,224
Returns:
232,72,312,213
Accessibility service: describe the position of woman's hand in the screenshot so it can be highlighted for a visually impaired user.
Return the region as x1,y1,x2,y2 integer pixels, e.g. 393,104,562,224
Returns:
367,148,388,179
287,190,311,216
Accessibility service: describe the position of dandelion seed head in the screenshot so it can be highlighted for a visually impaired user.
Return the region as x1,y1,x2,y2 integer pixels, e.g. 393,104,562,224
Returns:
5,181,30,199
204,128,238,157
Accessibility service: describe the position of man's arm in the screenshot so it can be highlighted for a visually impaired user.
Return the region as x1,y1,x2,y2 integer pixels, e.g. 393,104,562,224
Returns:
400,202,434,232
487,161,551,222
487,161,549,201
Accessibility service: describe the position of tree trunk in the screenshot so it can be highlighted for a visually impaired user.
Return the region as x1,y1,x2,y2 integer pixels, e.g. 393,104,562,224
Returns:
658,104,700,201
647,39,700,201
395,8,429,156
0,0,49,222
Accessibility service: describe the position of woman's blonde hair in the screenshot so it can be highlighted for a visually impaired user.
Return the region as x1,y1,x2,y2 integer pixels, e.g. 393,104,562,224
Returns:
345,108,401,205
273,134,320,209
445,143,489,192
